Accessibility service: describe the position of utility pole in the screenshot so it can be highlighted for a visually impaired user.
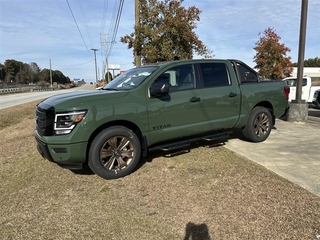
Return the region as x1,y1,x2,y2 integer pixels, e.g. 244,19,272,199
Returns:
294,0,308,103
100,34,108,80
91,48,99,83
287,0,309,122
49,59,52,88
134,0,141,67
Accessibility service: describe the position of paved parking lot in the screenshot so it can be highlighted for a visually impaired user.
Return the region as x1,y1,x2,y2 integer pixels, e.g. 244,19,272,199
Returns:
225,109,320,197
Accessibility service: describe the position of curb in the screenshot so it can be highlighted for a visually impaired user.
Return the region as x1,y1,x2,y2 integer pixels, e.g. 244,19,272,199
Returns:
308,116,320,123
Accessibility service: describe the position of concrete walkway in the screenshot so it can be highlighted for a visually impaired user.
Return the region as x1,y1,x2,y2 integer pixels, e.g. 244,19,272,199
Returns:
225,109,320,197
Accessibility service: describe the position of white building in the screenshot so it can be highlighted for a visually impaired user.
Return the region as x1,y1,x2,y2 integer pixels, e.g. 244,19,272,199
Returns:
291,67,320,82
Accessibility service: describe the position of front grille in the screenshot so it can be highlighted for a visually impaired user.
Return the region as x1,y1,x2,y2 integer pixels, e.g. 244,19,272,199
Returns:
36,103,55,136
36,108,46,130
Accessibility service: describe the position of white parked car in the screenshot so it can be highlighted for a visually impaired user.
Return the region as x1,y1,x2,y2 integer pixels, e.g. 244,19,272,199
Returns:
283,76,320,106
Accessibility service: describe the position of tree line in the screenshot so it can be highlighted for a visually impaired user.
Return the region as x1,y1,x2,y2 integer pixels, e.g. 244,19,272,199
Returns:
0,59,71,87
292,57,320,67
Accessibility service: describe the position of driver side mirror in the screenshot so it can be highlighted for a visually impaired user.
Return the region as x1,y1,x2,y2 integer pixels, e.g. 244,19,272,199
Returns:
149,82,170,98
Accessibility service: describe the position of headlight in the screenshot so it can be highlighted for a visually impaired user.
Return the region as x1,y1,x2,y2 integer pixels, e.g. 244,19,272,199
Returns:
54,111,87,135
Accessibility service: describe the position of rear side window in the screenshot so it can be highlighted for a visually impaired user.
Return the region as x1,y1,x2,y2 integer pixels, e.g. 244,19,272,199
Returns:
285,78,307,87
236,63,259,83
200,63,230,88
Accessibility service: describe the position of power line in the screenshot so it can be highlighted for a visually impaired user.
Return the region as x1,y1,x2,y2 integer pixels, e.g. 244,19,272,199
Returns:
111,0,124,44
53,60,94,67
100,0,125,78
78,0,93,48
106,1,118,45
66,0,92,58
100,0,110,35
106,0,124,58
65,0,125,78
100,0,117,78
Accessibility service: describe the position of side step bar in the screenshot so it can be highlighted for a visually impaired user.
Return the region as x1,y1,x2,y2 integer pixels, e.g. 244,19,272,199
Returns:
201,131,232,142
156,141,191,152
149,131,232,152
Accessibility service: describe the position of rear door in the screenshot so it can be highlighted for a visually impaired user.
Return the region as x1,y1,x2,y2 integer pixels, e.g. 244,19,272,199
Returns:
198,61,241,132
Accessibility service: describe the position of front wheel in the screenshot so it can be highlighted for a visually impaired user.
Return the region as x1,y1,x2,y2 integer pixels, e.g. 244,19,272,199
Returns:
242,107,273,142
88,126,141,179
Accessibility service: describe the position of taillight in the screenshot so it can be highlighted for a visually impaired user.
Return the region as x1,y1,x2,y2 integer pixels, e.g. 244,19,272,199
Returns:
284,86,290,100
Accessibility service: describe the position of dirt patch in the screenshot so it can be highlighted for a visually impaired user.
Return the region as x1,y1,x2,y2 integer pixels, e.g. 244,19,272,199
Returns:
0,101,319,239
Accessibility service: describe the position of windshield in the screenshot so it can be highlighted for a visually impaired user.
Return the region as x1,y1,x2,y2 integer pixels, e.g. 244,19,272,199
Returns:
102,66,159,90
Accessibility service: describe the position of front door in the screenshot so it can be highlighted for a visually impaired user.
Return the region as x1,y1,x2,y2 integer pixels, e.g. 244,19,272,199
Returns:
146,64,203,146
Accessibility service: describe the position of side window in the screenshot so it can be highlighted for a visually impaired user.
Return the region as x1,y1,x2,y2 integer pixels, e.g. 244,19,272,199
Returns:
155,64,195,91
286,78,307,87
200,63,230,88
302,78,307,86
286,79,295,86
154,73,171,85
237,63,259,83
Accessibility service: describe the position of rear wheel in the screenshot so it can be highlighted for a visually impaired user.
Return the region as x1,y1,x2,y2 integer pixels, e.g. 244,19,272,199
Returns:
242,107,273,142
88,126,141,179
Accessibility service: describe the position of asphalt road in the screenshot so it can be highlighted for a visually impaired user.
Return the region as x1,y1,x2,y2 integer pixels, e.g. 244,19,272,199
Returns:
0,84,94,110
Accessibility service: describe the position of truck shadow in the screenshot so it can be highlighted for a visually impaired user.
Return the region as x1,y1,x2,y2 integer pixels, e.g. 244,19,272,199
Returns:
69,166,95,176
70,134,245,178
136,140,229,171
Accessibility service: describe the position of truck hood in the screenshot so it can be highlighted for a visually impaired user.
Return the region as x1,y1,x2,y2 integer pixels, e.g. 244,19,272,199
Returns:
38,89,129,111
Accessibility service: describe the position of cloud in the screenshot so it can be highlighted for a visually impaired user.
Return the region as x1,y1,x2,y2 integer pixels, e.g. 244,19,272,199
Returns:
198,0,319,63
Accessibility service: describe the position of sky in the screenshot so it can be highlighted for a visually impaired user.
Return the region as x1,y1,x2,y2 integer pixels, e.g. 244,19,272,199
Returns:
1,0,320,82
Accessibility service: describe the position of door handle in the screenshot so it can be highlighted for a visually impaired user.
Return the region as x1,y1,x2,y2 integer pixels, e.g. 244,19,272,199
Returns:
228,92,237,98
189,97,201,102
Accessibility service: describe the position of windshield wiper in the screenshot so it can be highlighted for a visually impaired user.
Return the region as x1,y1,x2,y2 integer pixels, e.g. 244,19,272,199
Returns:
101,88,118,91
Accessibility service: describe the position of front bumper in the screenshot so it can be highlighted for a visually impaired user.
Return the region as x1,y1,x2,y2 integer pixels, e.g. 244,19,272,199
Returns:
35,134,88,170
36,136,55,162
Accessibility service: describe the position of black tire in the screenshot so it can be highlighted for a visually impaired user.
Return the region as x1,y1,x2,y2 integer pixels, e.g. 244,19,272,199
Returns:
88,126,141,179
242,106,273,142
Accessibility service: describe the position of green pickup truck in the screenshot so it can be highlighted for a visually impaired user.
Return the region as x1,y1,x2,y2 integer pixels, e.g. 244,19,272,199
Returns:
35,59,289,179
